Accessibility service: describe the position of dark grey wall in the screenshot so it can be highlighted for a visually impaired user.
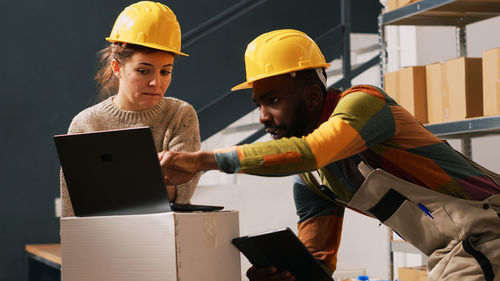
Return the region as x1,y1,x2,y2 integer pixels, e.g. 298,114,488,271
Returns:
0,1,380,280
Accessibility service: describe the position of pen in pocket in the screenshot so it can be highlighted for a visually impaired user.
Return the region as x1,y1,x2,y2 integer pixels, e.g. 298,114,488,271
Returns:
418,203,434,219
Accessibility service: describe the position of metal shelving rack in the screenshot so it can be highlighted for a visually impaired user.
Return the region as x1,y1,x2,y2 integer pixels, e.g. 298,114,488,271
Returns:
426,116,500,157
378,1,500,278
379,0,500,158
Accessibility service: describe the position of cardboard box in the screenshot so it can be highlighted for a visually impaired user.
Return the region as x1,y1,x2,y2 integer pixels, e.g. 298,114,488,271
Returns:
384,66,428,123
425,62,445,124
398,266,428,281
61,211,241,281
398,0,416,7
482,48,500,116
386,0,420,11
386,0,399,11
426,57,483,123
384,70,400,101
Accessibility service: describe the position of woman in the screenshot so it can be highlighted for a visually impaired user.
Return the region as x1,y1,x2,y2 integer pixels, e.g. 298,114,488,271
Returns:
60,1,201,217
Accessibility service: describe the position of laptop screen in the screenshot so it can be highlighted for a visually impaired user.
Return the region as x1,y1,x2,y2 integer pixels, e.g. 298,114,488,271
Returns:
54,127,173,216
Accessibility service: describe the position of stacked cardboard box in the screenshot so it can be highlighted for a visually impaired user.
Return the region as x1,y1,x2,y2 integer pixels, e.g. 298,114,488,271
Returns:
426,57,483,123
482,48,500,116
384,66,428,123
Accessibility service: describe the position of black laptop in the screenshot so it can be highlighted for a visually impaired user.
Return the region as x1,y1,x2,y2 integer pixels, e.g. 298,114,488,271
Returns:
54,126,223,217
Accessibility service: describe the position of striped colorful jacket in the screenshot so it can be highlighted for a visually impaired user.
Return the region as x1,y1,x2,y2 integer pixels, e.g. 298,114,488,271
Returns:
214,85,500,272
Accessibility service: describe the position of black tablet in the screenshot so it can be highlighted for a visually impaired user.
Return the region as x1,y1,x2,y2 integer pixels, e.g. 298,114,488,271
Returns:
232,227,334,281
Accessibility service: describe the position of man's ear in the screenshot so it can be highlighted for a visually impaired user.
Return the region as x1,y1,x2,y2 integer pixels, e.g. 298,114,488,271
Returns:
111,59,122,78
306,84,324,109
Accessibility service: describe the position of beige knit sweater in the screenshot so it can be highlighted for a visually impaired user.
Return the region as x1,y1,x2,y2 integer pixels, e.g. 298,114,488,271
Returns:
60,96,201,217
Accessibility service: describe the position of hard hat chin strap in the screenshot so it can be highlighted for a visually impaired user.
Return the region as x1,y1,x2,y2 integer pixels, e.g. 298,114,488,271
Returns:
290,68,327,88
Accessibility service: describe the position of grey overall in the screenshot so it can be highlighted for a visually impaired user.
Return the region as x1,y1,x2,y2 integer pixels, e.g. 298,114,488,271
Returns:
345,159,500,281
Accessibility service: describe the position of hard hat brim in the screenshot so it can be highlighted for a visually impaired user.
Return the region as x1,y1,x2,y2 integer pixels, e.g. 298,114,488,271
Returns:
105,38,189,56
231,81,252,91
231,63,331,92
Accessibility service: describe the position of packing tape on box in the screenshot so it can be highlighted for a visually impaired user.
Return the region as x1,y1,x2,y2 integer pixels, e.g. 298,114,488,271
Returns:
441,62,450,122
203,214,218,248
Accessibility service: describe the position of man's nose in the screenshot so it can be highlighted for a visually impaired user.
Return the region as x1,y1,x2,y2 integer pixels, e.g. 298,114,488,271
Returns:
259,107,272,124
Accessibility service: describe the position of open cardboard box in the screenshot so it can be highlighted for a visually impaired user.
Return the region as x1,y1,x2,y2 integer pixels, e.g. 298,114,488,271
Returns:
61,211,241,281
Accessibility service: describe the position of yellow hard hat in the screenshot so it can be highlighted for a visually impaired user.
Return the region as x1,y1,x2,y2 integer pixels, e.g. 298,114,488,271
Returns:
232,29,330,91
106,1,188,56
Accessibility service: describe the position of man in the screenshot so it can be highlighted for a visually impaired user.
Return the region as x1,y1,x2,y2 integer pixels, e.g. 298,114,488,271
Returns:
159,29,500,281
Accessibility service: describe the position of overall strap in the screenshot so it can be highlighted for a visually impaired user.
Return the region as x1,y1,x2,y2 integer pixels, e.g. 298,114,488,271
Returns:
299,172,349,207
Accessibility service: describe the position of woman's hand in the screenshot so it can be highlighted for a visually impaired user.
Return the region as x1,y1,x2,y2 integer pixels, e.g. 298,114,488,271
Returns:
246,266,295,281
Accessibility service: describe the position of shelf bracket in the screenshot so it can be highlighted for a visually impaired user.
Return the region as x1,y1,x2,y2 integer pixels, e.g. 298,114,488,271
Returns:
461,136,472,158
378,14,386,88
456,18,467,57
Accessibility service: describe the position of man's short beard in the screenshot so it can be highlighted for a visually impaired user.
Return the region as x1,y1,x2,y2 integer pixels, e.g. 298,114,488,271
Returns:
288,104,310,138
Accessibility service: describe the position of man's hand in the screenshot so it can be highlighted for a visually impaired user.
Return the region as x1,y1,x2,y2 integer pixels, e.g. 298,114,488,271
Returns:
246,266,295,281
158,151,200,185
